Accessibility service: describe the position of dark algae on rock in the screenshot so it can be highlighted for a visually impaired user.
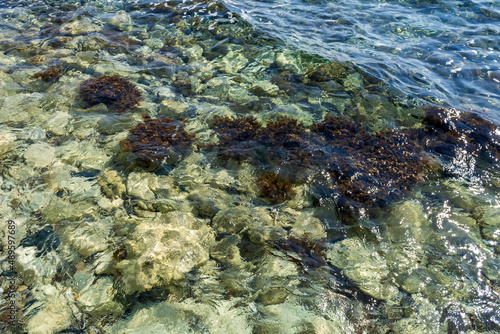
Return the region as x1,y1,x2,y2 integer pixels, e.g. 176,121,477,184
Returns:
79,75,143,112
256,116,320,168
311,116,427,216
209,115,262,162
256,171,295,204
33,65,63,82
209,114,428,215
418,106,500,166
120,115,194,167
210,115,323,168
117,105,499,218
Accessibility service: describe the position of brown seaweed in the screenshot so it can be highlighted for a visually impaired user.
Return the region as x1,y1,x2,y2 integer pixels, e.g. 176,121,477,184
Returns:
79,75,143,112
33,66,63,82
120,115,194,166
418,106,500,165
312,116,426,215
210,114,427,215
256,171,295,204
209,115,261,162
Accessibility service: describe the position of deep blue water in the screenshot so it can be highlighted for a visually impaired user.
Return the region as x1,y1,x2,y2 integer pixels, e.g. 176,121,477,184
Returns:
224,0,500,123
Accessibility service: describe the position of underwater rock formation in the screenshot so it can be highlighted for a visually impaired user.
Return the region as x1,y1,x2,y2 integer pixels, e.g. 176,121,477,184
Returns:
306,62,350,83
171,76,194,96
114,212,215,294
79,75,143,112
270,71,305,95
120,115,194,167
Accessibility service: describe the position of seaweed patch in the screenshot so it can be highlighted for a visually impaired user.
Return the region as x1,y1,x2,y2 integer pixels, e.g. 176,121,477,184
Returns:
256,171,295,204
209,115,262,162
79,75,143,112
33,66,63,82
120,115,194,167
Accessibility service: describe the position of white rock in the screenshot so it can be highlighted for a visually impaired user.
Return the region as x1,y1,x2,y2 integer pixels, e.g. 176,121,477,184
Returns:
59,17,102,35
220,51,248,74
24,143,55,168
0,132,15,156
26,291,77,334
62,218,112,257
0,93,43,124
115,212,215,293
126,172,156,201
42,111,73,136
41,197,95,224
76,276,123,316
15,247,61,286
56,140,111,171
326,238,401,302
107,10,132,31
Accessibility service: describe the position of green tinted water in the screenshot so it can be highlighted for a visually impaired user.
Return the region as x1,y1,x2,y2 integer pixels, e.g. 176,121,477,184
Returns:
0,1,499,333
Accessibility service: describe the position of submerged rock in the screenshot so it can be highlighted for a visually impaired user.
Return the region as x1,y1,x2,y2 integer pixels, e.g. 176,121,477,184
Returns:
24,143,56,168
107,10,132,31
26,288,77,334
114,212,214,293
79,75,143,112
326,238,401,302
306,62,351,83
97,168,127,199
15,246,62,286
75,276,124,316
59,17,102,36
0,131,15,157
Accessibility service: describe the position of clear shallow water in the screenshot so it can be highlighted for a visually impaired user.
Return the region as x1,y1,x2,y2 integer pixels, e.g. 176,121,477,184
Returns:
224,0,500,123
0,0,498,333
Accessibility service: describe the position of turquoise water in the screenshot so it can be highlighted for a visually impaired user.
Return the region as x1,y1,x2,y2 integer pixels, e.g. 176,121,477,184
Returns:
0,0,499,333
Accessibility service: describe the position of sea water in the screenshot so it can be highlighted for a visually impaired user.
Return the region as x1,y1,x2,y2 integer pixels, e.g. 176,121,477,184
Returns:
0,0,499,333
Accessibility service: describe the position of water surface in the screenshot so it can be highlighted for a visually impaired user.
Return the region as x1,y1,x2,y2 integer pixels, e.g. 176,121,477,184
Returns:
0,0,499,333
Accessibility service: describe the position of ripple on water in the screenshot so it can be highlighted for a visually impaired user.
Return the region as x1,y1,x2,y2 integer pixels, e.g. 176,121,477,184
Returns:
0,0,499,333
